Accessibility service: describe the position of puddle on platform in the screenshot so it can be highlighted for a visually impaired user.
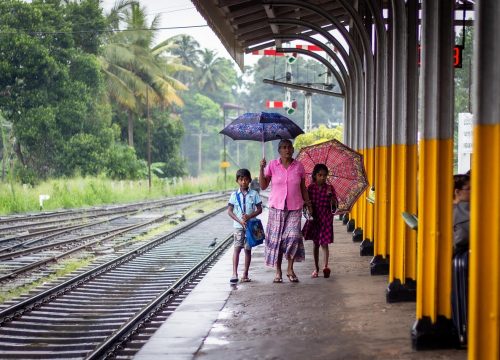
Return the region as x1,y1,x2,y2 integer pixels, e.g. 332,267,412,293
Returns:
210,323,229,333
204,336,230,345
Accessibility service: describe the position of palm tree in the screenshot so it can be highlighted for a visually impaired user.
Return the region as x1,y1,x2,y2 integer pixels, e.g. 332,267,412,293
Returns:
100,2,188,147
196,49,229,94
168,34,200,86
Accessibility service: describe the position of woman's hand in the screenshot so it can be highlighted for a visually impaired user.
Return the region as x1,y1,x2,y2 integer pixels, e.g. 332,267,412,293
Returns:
260,158,267,169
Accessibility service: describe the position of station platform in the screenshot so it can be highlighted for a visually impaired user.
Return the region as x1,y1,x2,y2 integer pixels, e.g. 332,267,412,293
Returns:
134,216,466,360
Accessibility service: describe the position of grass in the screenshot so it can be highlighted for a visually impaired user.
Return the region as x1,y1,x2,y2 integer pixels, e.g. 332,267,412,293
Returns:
0,174,228,215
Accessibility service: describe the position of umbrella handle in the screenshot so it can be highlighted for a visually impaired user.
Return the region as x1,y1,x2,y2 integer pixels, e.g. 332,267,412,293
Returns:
261,123,265,158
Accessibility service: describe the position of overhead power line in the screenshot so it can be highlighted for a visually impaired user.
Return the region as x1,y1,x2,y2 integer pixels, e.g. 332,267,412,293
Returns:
0,24,208,36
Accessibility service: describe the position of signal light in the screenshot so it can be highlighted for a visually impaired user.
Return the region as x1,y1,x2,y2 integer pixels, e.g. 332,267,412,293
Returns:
285,100,298,115
286,52,297,64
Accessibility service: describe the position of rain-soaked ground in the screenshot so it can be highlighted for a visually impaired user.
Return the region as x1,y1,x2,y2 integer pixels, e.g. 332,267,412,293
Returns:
135,212,467,360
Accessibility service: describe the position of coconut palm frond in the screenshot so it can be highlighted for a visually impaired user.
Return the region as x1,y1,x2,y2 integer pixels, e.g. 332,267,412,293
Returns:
101,67,137,110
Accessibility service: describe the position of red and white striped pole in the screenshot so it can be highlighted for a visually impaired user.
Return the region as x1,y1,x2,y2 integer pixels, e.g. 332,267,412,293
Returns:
266,100,298,115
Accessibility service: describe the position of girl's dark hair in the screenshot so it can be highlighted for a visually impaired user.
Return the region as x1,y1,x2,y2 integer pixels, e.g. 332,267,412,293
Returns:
312,163,329,182
454,174,470,191
236,168,251,180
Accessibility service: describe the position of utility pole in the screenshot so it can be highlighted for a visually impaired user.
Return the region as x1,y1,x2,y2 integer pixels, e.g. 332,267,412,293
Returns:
193,132,209,175
146,87,151,191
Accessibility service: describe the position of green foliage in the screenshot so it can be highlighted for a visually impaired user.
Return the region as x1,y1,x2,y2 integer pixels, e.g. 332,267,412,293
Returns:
60,133,109,176
294,125,344,151
0,174,226,215
150,111,186,177
0,0,112,179
14,164,38,187
65,0,107,54
166,35,238,106
179,93,222,175
105,144,145,180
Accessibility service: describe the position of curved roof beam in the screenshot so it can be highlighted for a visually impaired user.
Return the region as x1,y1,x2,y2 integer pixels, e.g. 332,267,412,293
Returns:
277,47,346,96
262,1,363,72
364,0,389,149
334,0,375,149
268,18,356,85
262,0,374,148
267,16,362,137
272,33,349,90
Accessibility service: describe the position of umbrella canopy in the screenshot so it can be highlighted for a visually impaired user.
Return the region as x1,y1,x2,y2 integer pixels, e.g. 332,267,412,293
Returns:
296,139,369,214
220,112,304,142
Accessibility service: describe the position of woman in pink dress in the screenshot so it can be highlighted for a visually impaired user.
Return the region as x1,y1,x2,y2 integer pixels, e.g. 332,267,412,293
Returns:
259,139,313,283
303,163,336,278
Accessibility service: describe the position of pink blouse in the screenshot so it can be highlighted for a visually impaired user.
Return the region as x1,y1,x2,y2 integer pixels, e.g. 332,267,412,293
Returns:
264,158,305,211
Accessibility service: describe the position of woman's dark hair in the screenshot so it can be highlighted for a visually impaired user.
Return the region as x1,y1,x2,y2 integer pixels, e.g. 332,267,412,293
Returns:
236,168,252,180
312,163,329,182
278,139,293,149
454,173,470,191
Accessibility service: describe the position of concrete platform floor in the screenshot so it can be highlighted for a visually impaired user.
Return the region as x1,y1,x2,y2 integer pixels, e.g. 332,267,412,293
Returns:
135,217,466,360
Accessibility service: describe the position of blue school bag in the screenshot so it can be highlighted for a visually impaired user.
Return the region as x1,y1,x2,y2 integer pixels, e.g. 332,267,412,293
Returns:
245,218,265,247
236,191,265,247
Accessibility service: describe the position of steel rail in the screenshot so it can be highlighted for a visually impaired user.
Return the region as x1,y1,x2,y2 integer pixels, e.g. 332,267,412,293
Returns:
0,214,169,282
86,232,233,359
0,206,226,325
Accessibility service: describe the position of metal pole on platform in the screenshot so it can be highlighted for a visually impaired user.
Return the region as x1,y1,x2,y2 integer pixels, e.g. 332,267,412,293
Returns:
146,87,151,191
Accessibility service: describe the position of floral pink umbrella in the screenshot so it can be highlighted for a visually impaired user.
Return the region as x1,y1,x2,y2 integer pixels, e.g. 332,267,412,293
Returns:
296,139,369,214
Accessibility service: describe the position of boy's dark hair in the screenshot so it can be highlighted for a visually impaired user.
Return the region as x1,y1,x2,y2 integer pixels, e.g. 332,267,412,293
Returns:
236,168,252,180
312,163,329,182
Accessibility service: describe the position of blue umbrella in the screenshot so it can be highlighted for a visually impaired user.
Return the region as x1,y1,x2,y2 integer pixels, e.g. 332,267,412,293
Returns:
219,112,304,156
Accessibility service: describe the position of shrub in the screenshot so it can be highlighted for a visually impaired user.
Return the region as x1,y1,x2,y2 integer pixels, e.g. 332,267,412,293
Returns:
105,144,145,180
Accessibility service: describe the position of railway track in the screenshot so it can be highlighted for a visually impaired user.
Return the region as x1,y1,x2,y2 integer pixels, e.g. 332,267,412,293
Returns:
0,207,234,359
0,192,228,285
0,192,226,240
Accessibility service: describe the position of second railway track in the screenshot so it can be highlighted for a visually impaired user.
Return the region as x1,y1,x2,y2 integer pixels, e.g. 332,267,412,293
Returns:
0,192,229,286
0,206,235,359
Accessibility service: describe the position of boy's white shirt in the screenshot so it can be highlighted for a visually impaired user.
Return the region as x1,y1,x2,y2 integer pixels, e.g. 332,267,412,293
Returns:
228,188,262,229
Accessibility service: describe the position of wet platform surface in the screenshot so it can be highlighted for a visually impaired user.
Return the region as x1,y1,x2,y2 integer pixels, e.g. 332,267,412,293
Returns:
135,214,466,360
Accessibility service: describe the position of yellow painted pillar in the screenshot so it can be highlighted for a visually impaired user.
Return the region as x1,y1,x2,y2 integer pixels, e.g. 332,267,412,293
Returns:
371,145,391,274
468,0,500,357
411,0,457,349
386,0,418,301
363,147,375,241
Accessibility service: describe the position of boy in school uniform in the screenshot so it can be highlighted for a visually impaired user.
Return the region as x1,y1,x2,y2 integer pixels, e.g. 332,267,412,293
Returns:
227,169,263,283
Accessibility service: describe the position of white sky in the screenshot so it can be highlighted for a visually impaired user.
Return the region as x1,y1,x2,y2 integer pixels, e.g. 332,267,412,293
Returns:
100,0,257,70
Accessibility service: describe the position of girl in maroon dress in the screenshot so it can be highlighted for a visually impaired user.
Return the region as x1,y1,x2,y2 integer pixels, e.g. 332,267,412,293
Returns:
303,163,336,278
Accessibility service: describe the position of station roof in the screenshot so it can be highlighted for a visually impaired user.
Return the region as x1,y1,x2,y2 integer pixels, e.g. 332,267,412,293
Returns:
191,0,354,69
191,0,474,70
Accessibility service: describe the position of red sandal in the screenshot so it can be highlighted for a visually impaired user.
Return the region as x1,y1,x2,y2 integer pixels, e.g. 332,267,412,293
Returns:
311,270,319,278
323,267,331,278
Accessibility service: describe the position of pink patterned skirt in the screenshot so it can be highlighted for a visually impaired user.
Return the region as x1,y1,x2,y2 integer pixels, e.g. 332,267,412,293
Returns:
264,207,305,267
